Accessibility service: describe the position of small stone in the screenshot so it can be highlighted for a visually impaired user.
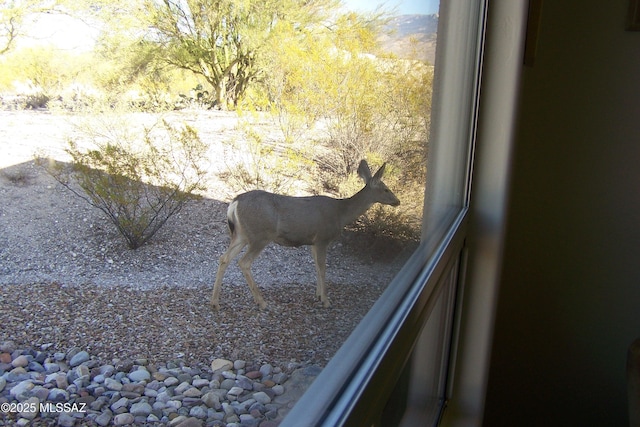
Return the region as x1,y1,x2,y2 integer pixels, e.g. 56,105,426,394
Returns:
210,358,233,373
144,388,158,398
192,378,209,388
130,401,153,416
113,413,135,426
183,387,202,398
153,371,168,381
227,386,244,396
175,381,192,394
236,375,253,390
111,397,129,412
19,396,40,420
201,391,220,408
11,355,29,368
57,413,77,427
245,370,262,380
259,364,273,377
253,391,271,404
272,384,285,396
55,373,69,389
69,351,90,367
9,380,33,398
95,411,113,426
44,362,59,373
272,372,288,384
99,365,115,376
234,360,246,370
105,377,123,391
48,388,69,402
189,405,208,419
164,376,180,387
221,378,236,390
128,367,151,382
0,377,6,392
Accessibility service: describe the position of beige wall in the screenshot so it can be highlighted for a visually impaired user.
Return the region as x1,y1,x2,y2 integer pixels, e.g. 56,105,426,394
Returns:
484,0,640,425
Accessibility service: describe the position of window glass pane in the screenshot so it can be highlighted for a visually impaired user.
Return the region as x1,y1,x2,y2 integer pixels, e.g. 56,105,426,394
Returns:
0,1,447,427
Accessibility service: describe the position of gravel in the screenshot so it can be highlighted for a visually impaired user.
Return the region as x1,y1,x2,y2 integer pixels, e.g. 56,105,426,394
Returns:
0,109,416,425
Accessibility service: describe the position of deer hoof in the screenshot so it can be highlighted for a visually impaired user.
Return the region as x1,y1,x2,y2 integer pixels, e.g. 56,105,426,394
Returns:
210,299,220,311
322,299,331,308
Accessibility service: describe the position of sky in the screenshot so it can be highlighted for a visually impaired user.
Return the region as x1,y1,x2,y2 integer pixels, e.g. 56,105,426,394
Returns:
343,0,439,15
18,0,439,52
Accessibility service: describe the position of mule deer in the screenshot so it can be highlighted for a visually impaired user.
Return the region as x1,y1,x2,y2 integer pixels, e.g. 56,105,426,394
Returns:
210,160,400,310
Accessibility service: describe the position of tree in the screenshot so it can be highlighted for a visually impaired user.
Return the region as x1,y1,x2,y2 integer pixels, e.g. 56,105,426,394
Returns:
132,0,339,109
0,0,66,54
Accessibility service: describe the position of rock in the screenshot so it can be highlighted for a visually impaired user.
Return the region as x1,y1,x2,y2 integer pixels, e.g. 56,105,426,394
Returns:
245,370,262,379
57,412,77,427
0,377,6,392
201,391,220,408
272,372,288,384
175,381,192,394
95,411,113,426
113,413,135,426
128,368,151,382
192,378,209,388
236,375,253,390
259,364,273,377
11,354,29,368
253,391,271,405
104,377,123,391
228,386,244,396
9,380,33,399
189,405,208,419
19,396,40,420
272,384,285,396
69,351,90,367
110,397,129,412
210,358,233,373
176,416,204,427
164,376,180,387
183,387,203,398
233,360,246,370
55,373,69,389
44,362,60,373
48,388,69,402
130,401,153,416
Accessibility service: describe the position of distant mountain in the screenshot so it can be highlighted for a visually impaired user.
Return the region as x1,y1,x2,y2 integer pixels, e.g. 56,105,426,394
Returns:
379,14,438,64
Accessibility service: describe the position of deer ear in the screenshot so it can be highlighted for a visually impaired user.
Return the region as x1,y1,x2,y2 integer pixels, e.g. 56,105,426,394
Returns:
373,162,387,180
357,160,372,183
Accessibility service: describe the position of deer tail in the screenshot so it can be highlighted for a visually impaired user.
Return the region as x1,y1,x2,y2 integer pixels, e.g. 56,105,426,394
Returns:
226,199,239,236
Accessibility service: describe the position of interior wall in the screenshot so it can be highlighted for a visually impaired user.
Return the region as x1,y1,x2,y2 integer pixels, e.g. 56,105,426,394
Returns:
484,0,640,425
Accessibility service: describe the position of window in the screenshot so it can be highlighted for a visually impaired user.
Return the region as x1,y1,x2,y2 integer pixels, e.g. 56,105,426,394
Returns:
280,0,487,425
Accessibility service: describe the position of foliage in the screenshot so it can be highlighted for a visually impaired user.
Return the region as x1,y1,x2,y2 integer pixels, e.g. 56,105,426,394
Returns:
219,111,314,196
41,113,209,249
90,0,340,109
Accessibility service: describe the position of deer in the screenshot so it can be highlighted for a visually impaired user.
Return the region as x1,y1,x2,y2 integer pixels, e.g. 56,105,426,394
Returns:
210,160,400,310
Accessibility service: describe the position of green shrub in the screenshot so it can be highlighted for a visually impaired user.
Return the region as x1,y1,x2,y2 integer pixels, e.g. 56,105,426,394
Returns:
41,116,209,249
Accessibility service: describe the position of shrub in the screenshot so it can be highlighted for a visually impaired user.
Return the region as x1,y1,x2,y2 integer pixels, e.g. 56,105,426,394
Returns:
41,116,209,249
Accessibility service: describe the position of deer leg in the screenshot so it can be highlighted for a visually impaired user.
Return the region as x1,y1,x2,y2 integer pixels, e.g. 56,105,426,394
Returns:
211,236,247,310
311,244,330,307
238,241,269,309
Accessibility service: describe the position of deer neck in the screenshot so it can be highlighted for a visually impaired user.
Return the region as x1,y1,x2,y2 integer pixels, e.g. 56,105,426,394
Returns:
338,186,374,227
